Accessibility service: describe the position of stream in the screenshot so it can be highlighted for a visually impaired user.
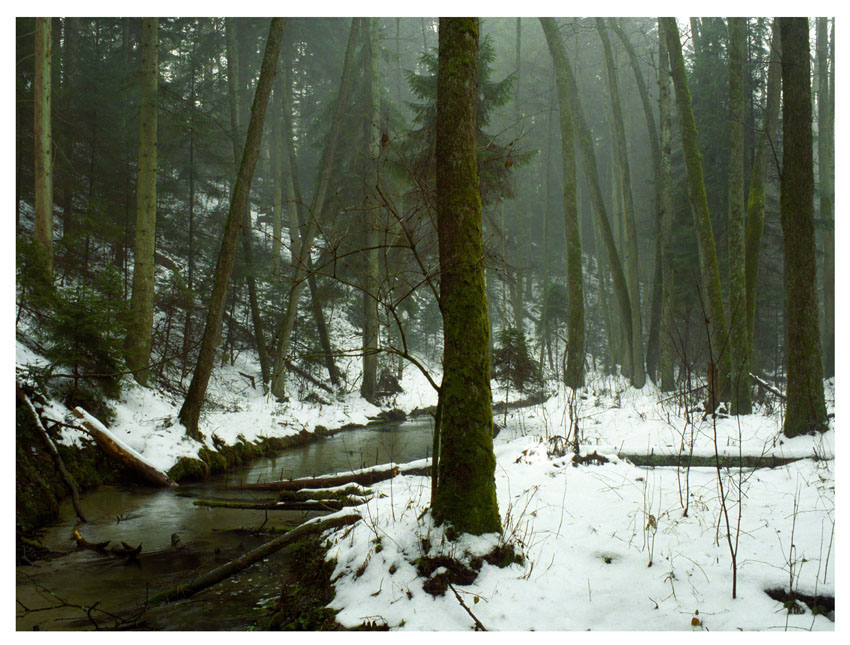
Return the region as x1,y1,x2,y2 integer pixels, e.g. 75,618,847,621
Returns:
16,417,435,631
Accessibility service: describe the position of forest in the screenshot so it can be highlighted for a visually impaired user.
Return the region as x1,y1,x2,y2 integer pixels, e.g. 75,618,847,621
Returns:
15,16,834,631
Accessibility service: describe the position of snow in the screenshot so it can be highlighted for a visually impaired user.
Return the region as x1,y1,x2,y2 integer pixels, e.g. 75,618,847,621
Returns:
15,334,836,631
323,373,835,631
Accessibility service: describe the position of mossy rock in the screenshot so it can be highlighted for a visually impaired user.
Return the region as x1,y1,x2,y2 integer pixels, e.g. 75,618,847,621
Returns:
167,456,209,482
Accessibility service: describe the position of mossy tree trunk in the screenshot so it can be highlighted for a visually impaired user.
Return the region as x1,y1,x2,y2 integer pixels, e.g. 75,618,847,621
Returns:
657,21,676,392
745,21,780,373
597,19,644,388
816,18,834,378
271,73,283,283
33,17,53,286
360,17,381,404
179,18,286,440
540,20,585,388
727,18,751,415
432,17,501,538
125,18,158,386
538,18,634,388
661,18,730,406
778,18,828,437
271,18,360,401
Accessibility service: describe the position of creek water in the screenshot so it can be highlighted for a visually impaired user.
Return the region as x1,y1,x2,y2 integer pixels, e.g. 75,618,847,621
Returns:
16,417,435,631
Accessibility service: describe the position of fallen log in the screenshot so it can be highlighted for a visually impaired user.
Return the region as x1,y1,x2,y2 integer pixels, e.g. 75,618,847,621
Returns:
72,407,176,488
236,464,432,492
148,512,361,603
750,372,787,401
193,498,365,512
17,384,87,523
620,453,804,469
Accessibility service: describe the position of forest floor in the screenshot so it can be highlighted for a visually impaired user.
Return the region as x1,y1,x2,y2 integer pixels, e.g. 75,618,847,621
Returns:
322,375,835,631
15,336,836,631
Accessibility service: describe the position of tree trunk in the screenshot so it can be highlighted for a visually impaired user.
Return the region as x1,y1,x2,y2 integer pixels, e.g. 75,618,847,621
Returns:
125,18,158,386
226,18,272,387
661,18,730,407
179,18,286,440
597,19,644,387
745,21,781,375
278,42,341,387
538,18,634,384
817,18,834,378
778,18,828,437
271,74,283,283
33,17,53,282
541,21,585,388
432,18,501,538
270,18,360,400
727,18,751,415
610,19,663,383
361,17,381,403
657,20,676,392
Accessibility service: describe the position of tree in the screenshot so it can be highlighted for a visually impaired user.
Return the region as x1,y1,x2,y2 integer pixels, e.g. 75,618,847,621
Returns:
778,18,828,437
360,17,381,403
597,18,644,388
432,17,501,538
745,20,781,374
727,18,751,414
179,18,286,440
661,18,730,407
537,18,635,388
657,20,675,392
540,18,585,388
270,18,360,401
225,18,271,387
609,18,663,383
124,18,159,385
33,17,53,283
817,18,834,378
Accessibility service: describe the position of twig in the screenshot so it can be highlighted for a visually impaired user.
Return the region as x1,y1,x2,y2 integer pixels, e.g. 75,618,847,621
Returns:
448,583,487,631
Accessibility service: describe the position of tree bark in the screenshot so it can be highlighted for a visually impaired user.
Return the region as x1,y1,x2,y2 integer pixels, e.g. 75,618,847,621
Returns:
597,19,644,387
270,18,360,400
125,18,159,386
179,18,286,439
657,20,676,392
778,18,828,437
541,20,585,388
33,17,53,282
727,18,751,414
361,17,381,403
817,18,834,378
661,18,730,407
432,17,501,537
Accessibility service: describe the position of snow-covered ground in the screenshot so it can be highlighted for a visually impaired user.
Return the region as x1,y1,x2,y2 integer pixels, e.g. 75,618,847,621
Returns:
16,337,438,473
323,375,835,631
16,333,836,630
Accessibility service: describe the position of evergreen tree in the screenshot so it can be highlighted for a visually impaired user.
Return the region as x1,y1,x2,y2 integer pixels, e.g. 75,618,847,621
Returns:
33,17,53,283
125,18,159,385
